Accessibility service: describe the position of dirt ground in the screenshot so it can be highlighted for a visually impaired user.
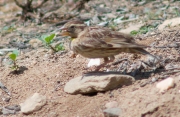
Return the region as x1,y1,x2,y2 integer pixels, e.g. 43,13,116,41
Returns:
0,0,180,117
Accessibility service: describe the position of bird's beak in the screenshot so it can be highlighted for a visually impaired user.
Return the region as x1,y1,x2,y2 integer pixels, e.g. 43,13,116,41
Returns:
59,26,70,36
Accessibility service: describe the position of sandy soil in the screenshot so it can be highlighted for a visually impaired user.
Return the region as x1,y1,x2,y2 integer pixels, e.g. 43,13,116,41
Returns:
0,0,180,117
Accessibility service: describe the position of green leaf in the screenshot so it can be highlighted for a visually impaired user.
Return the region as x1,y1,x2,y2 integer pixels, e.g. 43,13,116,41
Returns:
2,25,16,33
130,30,139,36
44,33,55,44
139,26,148,34
55,43,65,51
9,53,16,61
2,26,9,31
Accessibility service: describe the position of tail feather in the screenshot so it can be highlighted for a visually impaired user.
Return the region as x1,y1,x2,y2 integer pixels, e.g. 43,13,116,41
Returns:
132,48,155,57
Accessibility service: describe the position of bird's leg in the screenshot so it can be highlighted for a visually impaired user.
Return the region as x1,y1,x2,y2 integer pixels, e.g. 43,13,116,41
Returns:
95,56,115,71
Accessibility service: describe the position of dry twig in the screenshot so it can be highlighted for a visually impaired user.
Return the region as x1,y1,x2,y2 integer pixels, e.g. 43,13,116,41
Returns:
14,0,48,20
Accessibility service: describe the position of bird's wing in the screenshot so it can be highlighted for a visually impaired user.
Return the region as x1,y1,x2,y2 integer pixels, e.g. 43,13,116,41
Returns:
78,26,146,48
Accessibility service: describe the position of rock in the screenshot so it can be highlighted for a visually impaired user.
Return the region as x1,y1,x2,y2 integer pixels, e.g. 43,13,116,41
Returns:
20,93,46,114
29,39,43,48
158,17,180,31
103,108,121,117
87,59,101,68
2,108,16,115
156,77,175,93
5,105,21,111
64,73,135,94
0,81,11,95
105,101,119,109
1,105,20,115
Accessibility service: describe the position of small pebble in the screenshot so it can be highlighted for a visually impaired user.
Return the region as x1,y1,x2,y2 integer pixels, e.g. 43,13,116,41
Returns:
103,108,121,117
156,77,175,93
5,105,20,111
2,108,16,115
2,97,11,102
87,59,100,68
151,77,157,82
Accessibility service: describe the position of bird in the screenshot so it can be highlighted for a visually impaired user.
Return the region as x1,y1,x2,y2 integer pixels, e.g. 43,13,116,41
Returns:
60,20,158,71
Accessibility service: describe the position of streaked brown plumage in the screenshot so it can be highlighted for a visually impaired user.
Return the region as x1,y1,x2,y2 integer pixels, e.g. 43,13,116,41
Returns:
60,20,156,70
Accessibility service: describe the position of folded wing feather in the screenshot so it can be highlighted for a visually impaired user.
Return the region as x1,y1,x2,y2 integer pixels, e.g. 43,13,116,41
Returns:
78,26,146,48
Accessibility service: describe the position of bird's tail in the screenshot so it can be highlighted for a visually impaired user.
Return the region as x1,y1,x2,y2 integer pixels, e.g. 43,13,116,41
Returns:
132,48,155,57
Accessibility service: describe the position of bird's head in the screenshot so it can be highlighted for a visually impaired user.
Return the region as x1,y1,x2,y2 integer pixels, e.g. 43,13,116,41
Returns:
60,20,86,38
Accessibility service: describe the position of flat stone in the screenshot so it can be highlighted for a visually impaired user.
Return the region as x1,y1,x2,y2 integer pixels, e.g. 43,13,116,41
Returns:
103,108,121,117
20,93,46,114
64,72,135,94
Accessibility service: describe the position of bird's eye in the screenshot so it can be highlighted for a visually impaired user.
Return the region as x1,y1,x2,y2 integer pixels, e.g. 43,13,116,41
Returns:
70,26,75,29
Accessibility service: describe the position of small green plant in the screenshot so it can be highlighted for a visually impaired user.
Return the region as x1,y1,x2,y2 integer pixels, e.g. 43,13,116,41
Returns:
166,22,172,28
130,24,158,36
40,33,65,52
1,24,16,35
54,43,65,51
173,7,180,16
9,50,19,71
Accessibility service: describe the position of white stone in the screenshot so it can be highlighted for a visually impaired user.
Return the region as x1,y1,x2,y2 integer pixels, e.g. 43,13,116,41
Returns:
87,59,101,67
64,73,135,94
156,77,175,93
20,93,46,114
